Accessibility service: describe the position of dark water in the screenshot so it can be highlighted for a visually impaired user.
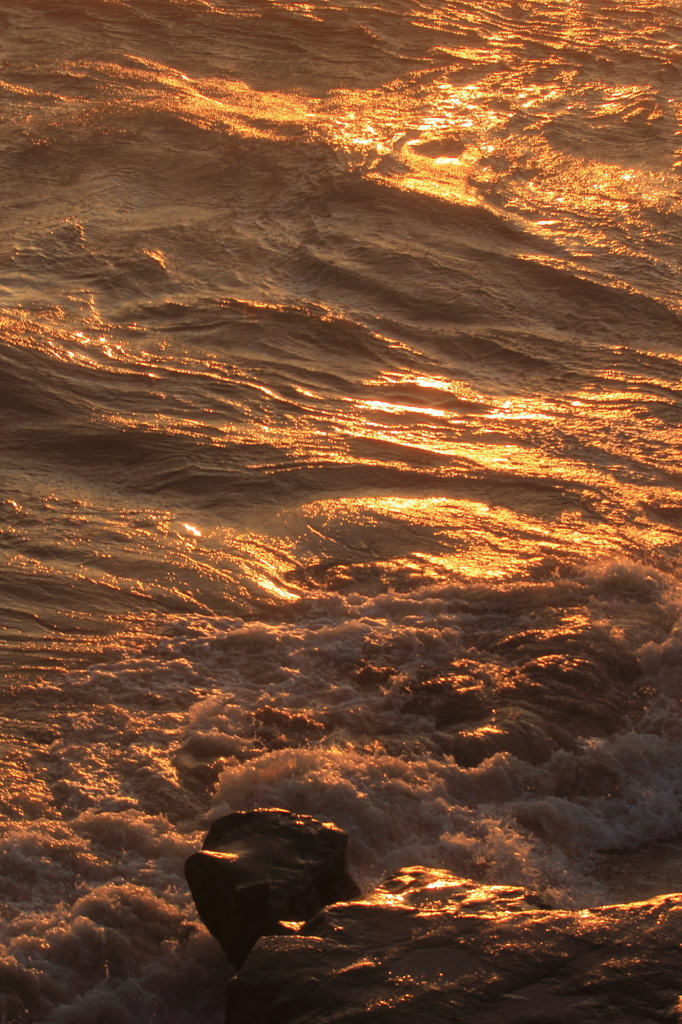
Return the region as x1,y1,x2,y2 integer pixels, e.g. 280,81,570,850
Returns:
1,1,682,1020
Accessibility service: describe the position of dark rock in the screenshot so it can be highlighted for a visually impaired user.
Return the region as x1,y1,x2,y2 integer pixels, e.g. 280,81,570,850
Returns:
185,808,360,969
226,866,682,1023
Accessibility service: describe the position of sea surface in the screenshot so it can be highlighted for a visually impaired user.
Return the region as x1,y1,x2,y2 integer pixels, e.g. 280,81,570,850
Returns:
1,1,681,1020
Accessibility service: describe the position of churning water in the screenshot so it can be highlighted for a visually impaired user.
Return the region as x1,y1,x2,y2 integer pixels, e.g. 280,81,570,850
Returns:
1,1,682,1020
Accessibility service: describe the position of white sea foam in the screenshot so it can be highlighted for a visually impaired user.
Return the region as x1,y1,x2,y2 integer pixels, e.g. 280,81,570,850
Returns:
2,0,682,1019
3,562,682,1020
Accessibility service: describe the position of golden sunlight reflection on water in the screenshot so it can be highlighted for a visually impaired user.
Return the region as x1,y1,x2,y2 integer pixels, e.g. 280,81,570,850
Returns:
284,494,622,578
2,0,681,673
21,2,680,309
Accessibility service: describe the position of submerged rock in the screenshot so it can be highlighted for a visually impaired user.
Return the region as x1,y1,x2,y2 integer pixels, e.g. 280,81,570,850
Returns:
412,136,465,158
185,809,360,969
226,866,682,1023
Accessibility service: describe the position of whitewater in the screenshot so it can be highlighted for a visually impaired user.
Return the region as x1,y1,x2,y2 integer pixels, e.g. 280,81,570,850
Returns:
1,0,681,1020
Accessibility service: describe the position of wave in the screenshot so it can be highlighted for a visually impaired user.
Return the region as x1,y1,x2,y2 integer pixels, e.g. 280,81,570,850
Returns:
2,0,682,1019
2,559,682,1021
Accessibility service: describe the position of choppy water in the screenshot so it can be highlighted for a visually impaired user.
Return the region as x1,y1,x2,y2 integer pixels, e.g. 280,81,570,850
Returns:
1,1,682,1020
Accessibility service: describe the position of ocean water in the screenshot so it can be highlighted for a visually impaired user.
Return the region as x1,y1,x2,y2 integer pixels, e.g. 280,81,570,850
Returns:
1,0,682,1020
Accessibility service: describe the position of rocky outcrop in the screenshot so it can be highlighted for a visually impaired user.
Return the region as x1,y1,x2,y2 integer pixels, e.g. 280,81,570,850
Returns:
185,814,682,1022
184,809,360,969
226,866,682,1023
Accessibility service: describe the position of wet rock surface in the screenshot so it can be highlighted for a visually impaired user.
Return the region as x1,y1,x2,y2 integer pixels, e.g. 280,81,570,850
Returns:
226,866,682,1023
185,809,360,969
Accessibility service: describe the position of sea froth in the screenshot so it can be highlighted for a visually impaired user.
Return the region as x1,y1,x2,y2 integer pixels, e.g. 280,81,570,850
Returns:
2,0,682,1019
